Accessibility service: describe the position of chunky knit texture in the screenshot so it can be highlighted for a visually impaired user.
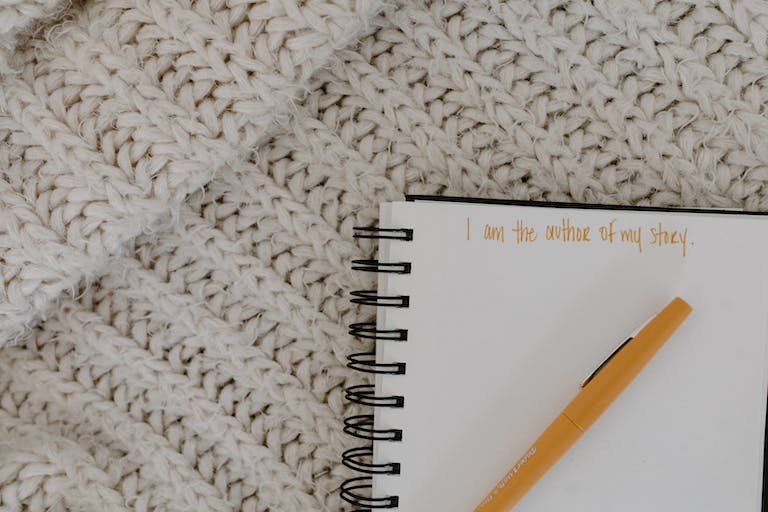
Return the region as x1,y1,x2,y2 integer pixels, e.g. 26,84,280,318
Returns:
3,0,768,510
0,0,70,74
0,0,382,343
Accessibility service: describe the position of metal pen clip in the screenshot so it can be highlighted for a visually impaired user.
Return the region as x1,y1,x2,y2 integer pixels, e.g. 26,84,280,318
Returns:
580,312,658,388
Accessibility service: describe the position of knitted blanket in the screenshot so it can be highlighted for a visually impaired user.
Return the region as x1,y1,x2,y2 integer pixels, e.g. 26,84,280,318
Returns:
2,0,768,510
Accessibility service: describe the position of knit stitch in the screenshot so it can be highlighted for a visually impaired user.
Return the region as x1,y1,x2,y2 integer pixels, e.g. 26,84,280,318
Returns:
0,0,382,344
0,0,70,73
3,0,768,510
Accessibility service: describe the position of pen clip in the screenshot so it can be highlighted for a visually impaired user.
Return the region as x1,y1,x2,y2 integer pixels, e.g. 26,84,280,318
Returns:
581,337,632,387
580,312,658,388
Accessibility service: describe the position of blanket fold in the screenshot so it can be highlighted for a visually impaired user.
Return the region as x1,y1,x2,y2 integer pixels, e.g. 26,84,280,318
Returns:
0,0,382,344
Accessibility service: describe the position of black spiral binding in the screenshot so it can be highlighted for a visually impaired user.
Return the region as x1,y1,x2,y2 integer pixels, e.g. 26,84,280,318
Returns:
342,226,413,510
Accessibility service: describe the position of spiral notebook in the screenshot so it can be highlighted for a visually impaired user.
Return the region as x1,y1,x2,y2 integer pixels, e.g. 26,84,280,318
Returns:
341,197,768,512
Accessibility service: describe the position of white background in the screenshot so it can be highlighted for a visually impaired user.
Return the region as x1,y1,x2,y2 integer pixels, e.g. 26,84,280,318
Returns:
374,201,768,512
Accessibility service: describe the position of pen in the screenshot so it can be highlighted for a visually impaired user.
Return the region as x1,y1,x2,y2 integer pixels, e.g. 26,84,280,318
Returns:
474,297,692,512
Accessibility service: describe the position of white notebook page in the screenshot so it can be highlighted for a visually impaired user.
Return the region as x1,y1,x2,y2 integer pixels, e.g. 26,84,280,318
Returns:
373,200,768,512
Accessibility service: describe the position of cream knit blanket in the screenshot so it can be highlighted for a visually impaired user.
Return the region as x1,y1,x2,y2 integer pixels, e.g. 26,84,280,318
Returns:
2,0,768,510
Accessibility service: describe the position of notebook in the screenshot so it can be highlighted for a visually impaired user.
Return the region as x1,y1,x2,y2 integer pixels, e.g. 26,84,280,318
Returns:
340,197,768,512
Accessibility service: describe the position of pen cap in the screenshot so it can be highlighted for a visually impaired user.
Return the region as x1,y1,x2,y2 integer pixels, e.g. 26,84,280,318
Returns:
563,297,692,431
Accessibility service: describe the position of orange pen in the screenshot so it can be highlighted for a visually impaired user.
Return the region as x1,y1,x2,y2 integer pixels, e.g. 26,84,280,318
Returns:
474,297,692,512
